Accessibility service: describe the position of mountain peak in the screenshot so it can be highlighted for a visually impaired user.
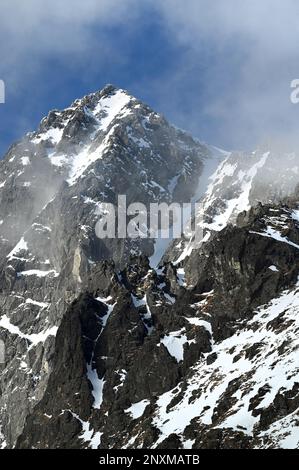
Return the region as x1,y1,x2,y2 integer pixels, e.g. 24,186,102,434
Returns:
0,83,210,260
34,85,133,142
15,84,208,189
97,83,121,97
0,84,298,450
69,84,131,111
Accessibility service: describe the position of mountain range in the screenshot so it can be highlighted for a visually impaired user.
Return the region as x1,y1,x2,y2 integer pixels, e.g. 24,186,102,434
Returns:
0,85,298,449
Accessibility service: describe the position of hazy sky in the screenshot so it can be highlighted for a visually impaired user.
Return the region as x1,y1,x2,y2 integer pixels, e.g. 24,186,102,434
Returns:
0,0,299,156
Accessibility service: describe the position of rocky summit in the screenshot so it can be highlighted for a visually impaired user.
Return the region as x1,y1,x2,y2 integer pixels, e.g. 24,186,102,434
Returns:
0,86,298,449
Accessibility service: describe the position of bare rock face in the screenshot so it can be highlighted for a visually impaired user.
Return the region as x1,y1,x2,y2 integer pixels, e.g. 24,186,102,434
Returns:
1,85,299,450
15,197,299,450
184,203,299,340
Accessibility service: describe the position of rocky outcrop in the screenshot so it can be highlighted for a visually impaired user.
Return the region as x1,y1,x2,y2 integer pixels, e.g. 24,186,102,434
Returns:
15,197,299,449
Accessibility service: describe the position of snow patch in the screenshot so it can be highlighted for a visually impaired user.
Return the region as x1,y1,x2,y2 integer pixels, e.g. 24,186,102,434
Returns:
125,399,150,420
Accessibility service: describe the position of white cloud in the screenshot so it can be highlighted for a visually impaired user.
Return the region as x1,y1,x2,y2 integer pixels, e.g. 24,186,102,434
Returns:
0,0,140,88
1,0,299,149
152,0,299,148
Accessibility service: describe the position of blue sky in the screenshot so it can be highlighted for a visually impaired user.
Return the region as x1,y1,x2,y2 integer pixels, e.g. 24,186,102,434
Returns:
1,0,299,157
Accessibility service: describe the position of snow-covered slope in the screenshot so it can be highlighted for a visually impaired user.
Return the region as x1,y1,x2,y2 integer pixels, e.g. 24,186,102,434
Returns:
165,149,299,265
152,280,299,449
